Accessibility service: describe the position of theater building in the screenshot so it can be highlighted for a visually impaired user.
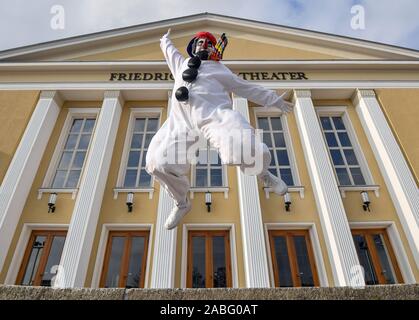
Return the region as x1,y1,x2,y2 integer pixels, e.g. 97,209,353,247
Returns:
0,13,418,289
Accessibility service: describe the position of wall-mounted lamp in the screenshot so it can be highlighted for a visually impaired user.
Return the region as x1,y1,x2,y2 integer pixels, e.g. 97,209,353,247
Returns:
126,192,134,213
48,193,57,213
361,191,370,212
205,191,212,212
284,192,292,212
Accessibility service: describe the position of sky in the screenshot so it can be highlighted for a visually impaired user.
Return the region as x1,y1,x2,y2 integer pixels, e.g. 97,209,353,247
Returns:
1,0,419,52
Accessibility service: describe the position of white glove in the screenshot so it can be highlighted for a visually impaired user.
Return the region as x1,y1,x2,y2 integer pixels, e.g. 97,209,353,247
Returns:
276,91,294,113
165,28,171,37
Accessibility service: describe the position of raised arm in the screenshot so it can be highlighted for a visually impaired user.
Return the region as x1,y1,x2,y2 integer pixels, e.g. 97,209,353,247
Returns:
226,70,293,113
160,28,185,78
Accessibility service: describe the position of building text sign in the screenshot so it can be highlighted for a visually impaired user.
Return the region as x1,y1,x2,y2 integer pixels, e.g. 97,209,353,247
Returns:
109,71,308,81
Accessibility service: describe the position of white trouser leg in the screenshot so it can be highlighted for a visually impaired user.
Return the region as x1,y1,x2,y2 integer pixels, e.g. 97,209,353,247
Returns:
145,124,192,205
199,108,272,177
146,161,190,205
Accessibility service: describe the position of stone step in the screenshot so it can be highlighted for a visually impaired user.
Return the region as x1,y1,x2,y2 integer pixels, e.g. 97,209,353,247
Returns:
0,284,417,300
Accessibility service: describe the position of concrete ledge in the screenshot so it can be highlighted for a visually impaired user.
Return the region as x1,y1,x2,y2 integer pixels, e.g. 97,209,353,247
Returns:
0,284,417,300
0,285,125,300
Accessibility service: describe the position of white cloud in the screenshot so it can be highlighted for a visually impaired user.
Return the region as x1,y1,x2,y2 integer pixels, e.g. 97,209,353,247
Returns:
0,0,418,51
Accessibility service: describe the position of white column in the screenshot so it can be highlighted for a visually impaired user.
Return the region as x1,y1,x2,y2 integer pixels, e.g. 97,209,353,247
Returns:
293,90,363,287
57,91,123,288
232,95,271,288
353,89,419,268
150,92,177,288
0,91,61,273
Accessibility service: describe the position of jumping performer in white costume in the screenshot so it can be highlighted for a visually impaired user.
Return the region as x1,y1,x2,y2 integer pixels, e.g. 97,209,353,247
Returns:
145,29,294,230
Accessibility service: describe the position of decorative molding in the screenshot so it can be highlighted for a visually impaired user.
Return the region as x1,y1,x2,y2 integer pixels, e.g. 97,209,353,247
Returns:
357,89,376,98
113,188,154,200
315,106,347,114
40,90,64,106
57,91,123,288
264,186,305,199
351,89,376,107
232,95,271,288
293,89,362,287
3,80,419,91
339,185,380,198
353,89,419,268
0,90,61,274
189,187,229,199
104,89,125,107
37,188,78,200
293,89,312,99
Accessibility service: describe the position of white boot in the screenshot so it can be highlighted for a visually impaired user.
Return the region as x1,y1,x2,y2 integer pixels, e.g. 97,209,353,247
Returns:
259,171,288,196
164,198,192,230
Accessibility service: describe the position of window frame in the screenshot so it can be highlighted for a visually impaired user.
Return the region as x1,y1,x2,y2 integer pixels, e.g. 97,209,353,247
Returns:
99,230,150,288
268,229,320,287
315,106,375,190
41,108,100,196
253,107,302,189
115,108,163,199
16,230,67,286
91,224,153,288
186,229,233,288
351,228,403,285
190,142,228,189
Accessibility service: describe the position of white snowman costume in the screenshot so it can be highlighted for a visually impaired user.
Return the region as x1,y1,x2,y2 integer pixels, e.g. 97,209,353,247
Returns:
145,31,292,229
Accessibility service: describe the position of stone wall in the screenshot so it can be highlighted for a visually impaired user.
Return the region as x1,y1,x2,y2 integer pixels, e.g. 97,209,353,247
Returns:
0,284,417,300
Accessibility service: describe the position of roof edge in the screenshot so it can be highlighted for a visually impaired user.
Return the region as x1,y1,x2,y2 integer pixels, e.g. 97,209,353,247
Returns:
1,12,419,61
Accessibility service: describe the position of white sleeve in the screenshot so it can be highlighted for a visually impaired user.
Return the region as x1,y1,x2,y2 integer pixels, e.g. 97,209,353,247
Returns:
160,32,185,77
226,70,286,109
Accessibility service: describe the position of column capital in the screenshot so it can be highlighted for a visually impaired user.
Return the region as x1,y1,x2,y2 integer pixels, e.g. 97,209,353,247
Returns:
232,93,248,101
293,89,312,101
351,89,376,106
104,90,125,107
357,89,376,97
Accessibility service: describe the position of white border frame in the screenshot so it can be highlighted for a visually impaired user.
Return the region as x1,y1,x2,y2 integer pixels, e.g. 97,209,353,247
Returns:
91,223,154,289
264,222,329,287
315,106,379,197
4,223,69,285
180,223,239,288
39,108,100,198
114,107,163,199
349,221,416,284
